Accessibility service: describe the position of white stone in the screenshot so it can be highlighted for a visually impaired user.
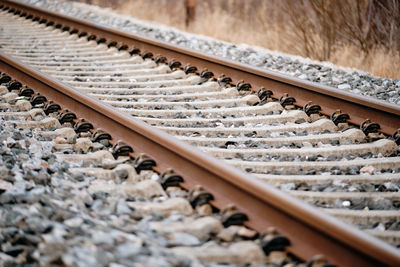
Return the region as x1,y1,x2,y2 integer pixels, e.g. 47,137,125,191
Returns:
127,198,193,216
73,138,92,152
338,84,351,90
150,217,223,241
15,100,32,111
171,241,266,264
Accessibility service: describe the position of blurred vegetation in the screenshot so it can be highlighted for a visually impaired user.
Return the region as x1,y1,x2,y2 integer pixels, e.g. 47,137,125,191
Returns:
284,0,400,60
78,0,400,79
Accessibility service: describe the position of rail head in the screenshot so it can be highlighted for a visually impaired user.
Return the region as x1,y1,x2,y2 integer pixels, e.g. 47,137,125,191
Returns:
1,50,400,266
1,0,399,136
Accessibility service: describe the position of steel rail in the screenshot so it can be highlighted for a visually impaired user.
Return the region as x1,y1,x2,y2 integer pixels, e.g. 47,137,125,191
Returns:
2,51,400,266
1,0,399,136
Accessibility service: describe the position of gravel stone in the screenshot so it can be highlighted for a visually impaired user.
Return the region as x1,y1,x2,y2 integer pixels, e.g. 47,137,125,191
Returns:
167,232,201,247
338,84,351,90
1,117,287,265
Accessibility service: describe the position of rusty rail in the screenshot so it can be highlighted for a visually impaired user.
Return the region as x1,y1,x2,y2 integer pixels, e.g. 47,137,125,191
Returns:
1,50,400,266
1,0,399,136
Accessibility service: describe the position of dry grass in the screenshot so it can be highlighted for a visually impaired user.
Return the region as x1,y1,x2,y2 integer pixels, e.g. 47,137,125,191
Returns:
78,0,400,79
330,46,400,79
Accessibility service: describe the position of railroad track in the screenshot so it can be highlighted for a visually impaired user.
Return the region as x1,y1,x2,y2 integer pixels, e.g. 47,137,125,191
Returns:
0,0,400,266
0,71,300,266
